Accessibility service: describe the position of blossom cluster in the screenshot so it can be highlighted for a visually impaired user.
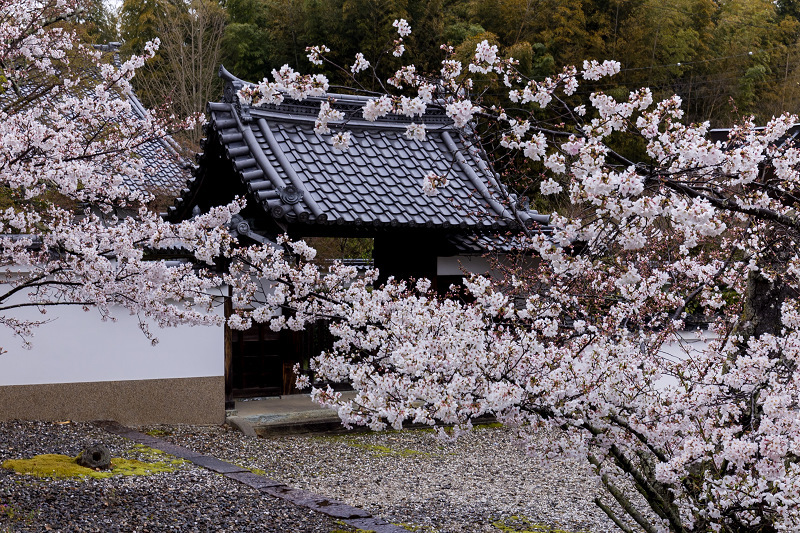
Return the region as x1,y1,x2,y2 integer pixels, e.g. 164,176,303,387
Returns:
350,53,370,74
314,101,345,135
237,65,329,107
421,172,448,196
305,45,330,65
392,18,411,37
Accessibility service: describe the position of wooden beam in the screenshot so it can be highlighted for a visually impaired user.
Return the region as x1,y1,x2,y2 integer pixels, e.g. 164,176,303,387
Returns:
224,285,234,410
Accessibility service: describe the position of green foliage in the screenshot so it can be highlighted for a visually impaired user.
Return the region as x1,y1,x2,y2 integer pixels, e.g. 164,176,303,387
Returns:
77,0,119,44
1,451,185,480
307,237,373,263
442,21,485,47
104,0,800,125
119,0,176,55
506,41,556,79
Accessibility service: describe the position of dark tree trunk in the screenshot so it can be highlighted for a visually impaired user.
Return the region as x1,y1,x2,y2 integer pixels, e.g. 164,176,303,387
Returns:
740,272,794,340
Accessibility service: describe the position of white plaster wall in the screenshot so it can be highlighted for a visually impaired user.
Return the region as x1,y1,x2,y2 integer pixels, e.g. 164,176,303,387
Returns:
656,330,715,389
0,304,223,386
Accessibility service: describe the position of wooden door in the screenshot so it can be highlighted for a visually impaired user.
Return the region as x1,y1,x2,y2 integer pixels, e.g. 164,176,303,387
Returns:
231,323,284,397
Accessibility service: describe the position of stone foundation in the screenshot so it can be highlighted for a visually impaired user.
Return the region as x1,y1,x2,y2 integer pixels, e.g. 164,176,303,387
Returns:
0,376,224,425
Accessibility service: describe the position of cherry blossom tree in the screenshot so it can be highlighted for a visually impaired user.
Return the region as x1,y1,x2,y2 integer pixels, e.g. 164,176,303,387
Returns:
0,0,242,347
229,19,800,533
6,1,799,529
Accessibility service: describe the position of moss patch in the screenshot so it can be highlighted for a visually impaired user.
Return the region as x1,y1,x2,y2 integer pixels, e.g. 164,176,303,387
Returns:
1,453,184,480
144,428,172,437
492,516,588,533
474,422,504,430
313,433,430,457
329,520,376,533
345,442,427,457
128,443,176,461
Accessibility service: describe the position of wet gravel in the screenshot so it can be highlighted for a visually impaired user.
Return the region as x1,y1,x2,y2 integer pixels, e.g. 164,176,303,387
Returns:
142,424,619,533
0,421,353,532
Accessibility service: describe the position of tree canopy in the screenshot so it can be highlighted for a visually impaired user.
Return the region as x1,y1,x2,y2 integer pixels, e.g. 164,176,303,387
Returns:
178,0,800,126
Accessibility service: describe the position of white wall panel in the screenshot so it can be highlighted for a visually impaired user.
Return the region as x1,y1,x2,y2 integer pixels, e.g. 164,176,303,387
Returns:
0,305,223,386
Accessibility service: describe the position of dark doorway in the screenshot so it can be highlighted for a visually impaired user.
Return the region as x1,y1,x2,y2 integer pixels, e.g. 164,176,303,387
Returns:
230,322,284,398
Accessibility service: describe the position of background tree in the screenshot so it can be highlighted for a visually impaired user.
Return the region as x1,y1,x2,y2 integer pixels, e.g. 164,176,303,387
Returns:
132,0,227,149
119,0,172,56
219,0,274,82
209,0,800,125
77,0,119,44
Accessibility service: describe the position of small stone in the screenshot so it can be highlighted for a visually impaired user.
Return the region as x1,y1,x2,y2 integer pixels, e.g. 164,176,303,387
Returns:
76,443,111,470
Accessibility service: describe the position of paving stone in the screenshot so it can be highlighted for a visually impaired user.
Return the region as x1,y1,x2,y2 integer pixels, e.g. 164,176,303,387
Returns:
307,501,371,519
224,471,284,488
96,422,387,527
261,485,308,500
92,422,163,446
261,486,371,519
345,517,413,532
147,441,203,459
189,455,249,473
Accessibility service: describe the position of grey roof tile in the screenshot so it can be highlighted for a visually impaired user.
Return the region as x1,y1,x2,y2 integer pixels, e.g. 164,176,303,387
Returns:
189,72,550,233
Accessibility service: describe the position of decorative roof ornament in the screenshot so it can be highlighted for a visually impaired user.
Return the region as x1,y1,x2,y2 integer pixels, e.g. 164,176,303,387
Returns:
221,66,252,123
278,184,303,205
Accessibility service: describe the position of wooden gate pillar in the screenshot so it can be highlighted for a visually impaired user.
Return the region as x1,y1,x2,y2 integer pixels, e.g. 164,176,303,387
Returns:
224,286,234,410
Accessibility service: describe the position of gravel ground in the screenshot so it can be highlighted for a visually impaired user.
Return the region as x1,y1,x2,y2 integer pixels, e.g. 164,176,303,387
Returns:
0,420,355,532
141,423,619,533
0,420,622,533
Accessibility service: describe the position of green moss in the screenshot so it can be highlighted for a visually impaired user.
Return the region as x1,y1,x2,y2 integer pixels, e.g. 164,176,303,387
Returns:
144,428,171,437
345,442,427,457
492,516,588,533
474,422,504,430
312,433,429,457
1,453,184,480
329,520,376,533
128,443,182,462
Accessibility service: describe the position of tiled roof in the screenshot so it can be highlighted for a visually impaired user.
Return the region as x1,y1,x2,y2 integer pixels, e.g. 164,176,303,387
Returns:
708,124,800,147
125,91,192,195
169,66,549,231
447,231,551,254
